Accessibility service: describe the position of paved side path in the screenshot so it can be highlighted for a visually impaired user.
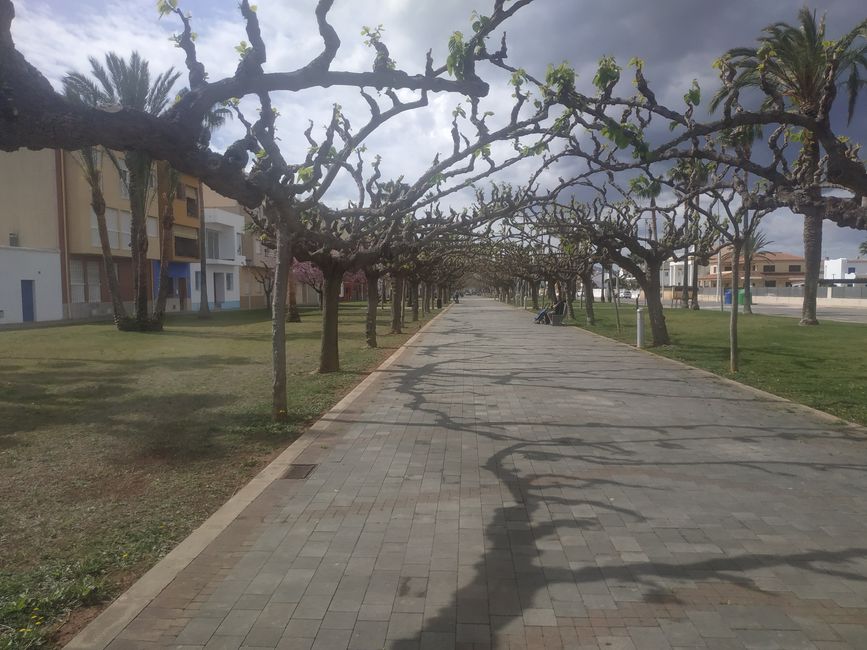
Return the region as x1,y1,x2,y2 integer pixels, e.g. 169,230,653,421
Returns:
99,298,867,649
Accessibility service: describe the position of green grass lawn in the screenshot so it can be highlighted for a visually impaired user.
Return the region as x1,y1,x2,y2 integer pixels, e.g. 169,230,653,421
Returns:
0,304,431,649
567,301,867,427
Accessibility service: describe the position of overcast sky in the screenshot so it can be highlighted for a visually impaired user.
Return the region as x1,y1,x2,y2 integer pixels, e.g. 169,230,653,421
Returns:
11,0,867,259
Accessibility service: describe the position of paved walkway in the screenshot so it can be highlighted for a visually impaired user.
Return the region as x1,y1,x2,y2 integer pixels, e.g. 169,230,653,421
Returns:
93,298,867,649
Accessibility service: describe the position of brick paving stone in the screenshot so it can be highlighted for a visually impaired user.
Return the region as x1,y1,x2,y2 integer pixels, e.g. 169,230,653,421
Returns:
100,299,867,649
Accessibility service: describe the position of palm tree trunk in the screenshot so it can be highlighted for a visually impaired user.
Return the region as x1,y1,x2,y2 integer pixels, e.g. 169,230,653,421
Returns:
801,207,822,325
197,183,210,319
127,168,150,326
153,186,176,328
89,182,127,327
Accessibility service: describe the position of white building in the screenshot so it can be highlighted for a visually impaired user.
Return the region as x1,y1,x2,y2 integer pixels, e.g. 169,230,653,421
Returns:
190,208,246,310
823,257,867,284
0,244,64,324
0,150,64,325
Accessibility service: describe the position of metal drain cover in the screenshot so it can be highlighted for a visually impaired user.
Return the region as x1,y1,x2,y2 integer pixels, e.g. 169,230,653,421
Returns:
282,464,317,479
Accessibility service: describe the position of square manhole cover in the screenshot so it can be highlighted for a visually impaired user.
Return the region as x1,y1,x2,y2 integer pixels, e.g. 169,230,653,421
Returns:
282,464,317,479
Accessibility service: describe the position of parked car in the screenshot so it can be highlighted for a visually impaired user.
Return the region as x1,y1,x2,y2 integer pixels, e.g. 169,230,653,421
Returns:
618,290,632,299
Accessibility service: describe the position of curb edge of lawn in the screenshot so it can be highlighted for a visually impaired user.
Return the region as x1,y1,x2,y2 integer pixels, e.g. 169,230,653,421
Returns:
65,305,453,650
515,302,867,435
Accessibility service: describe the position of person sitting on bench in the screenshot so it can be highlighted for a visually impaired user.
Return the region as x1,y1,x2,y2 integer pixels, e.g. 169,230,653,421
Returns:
534,299,566,324
534,302,552,323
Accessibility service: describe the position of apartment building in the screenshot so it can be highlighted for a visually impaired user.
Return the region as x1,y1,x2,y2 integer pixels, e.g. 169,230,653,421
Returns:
189,207,245,310
152,169,203,313
698,249,806,289
0,149,202,324
201,186,320,308
62,150,162,319
0,150,64,323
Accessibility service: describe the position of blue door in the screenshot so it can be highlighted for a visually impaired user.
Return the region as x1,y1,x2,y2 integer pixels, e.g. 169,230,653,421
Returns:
21,280,35,322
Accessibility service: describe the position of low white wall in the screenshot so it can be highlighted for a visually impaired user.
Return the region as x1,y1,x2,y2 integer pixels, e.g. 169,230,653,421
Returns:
696,293,867,309
0,246,63,323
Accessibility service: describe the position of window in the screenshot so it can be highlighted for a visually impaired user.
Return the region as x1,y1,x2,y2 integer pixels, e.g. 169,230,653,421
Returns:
206,230,220,259
9,232,19,247
146,217,158,238
848,267,856,274
176,183,187,200
86,261,101,303
762,264,775,273
195,271,201,291
90,209,121,249
764,280,777,288
226,273,234,291
174,236,198,258
236,233,243,256
788,264,801,272
70,259,86,303
186,197,199,218
723,265,732,272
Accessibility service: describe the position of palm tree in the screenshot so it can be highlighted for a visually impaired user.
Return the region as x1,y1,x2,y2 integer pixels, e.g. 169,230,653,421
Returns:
859,240,867,257
711,8,867,326
62,82,129,327
742,230,774,314
65,53,180,329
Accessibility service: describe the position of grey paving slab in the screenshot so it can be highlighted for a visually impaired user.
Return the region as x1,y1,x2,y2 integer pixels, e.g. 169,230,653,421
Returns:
87,298,867,649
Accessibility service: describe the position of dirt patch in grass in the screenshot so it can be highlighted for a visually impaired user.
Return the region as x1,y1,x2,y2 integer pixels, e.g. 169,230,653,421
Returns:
0,304,433,648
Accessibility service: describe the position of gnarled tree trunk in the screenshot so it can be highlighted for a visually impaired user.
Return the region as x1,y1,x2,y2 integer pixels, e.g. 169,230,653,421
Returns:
390,275,404,334
579,270,595,326
530,280,540,310
287,263,301,322
410,279,419,322
365,268,379,348
730,240,742,372
641,261,669,346
319,263,343,373
271,222,292,420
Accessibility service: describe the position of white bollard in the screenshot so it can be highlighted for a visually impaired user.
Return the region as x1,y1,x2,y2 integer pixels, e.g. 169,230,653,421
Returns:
636,308,645,349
